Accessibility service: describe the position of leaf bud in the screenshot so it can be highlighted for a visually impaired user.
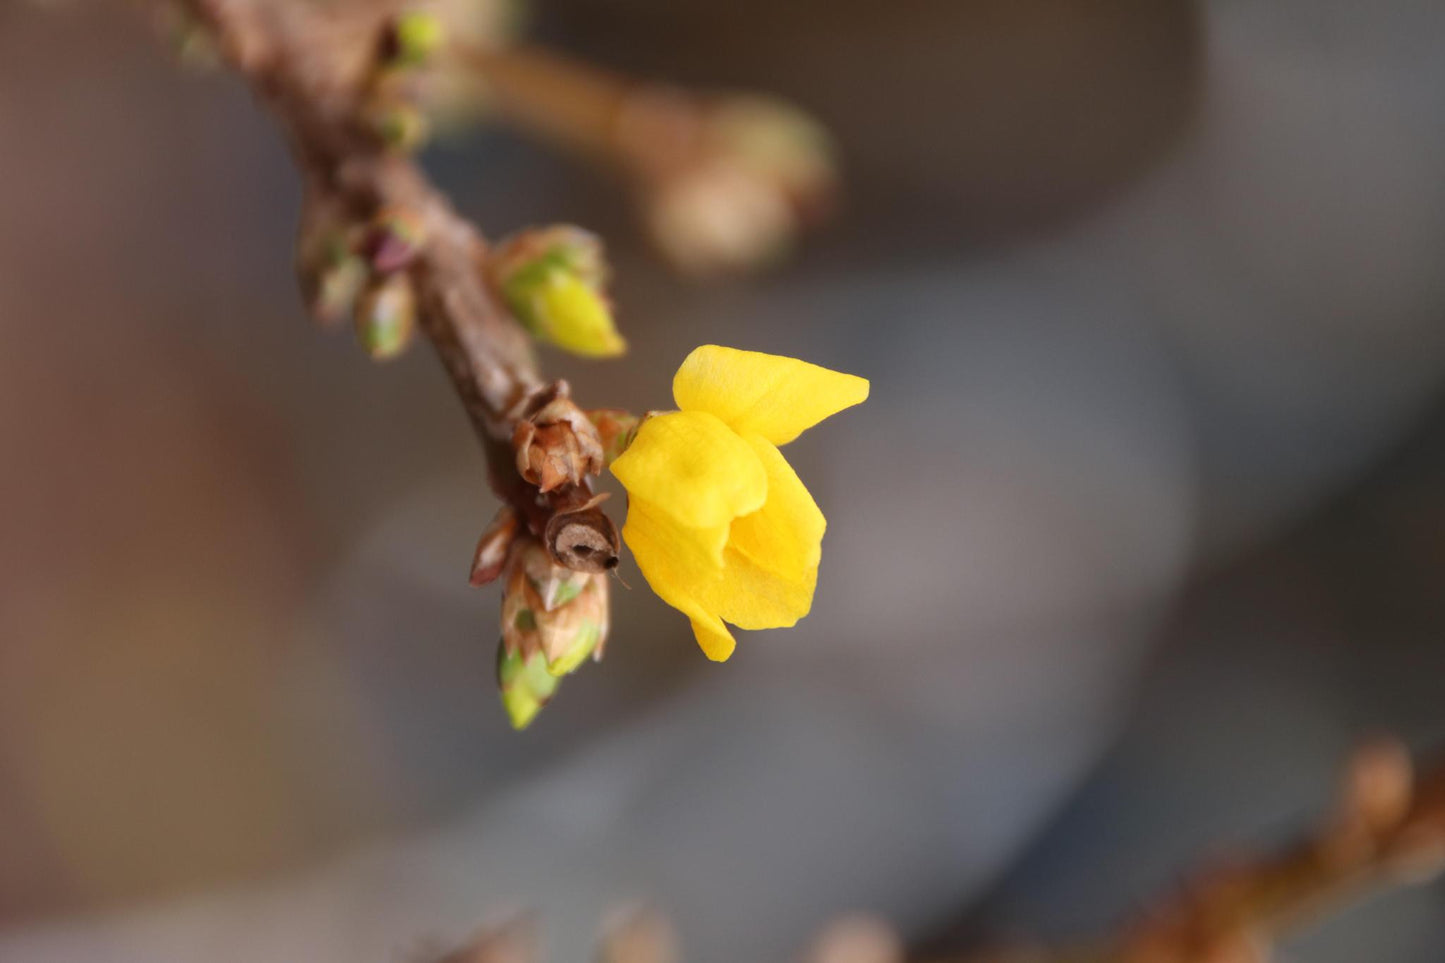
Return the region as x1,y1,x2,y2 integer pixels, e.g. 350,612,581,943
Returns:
354,272,418,361
388,11,447,68
490,227,626,358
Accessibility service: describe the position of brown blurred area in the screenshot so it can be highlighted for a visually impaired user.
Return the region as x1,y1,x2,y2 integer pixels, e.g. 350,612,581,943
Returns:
0,3,318,918
0,0,1202,926
3,1,1445,962
547,0,1201,246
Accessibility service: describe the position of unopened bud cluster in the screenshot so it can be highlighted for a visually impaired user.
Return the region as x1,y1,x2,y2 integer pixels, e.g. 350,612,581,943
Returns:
496,538,610,729
513,384,607,493
361,11,449,153
587,409,643,466
490,226,627,358
296,199,429,361
155,2,221,71
640,95,838,277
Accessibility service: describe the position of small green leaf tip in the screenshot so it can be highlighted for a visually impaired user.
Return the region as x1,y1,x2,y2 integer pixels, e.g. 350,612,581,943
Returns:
391,11,447,68
497,645,559,730
490,227,627,358
354,274,418,361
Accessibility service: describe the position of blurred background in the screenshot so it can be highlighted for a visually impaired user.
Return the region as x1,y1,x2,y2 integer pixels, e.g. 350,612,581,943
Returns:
2,0,1445,960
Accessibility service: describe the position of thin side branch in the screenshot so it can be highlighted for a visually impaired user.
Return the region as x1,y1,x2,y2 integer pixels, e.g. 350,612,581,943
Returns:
957,741,1445,963
424,743,1445,963
454,40,839,276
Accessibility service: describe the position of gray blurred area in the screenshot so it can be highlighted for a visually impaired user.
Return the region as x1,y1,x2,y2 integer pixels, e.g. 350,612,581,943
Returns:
1,0,1444,961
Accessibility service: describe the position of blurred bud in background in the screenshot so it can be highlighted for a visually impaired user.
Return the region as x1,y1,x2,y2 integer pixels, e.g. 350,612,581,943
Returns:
355,272,419,361
620,92,838,276
425,0,529,132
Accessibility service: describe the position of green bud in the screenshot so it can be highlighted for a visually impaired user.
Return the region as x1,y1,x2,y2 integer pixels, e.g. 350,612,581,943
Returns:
538,574,608,676
494,538,611,727
390,11,447,67
354,273,417,361
469,506,520,587
491,227,626,358
319,259,368,325
296,195,368,327
175,25,220,71
364,98,430,153
364,207,427,273
497,644,559,730
544,618,600,677
709,96,837,199
156,3,220,72
588,409,642,466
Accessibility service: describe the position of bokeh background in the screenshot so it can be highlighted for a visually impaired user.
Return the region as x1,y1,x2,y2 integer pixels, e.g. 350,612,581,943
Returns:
3,0,1445,960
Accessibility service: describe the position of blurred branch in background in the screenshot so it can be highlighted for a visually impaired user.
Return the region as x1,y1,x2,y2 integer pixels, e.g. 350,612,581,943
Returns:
157,0,839,276
167,0,622,568
450,41,837,276
953,741,1445,963
424,742,1445,963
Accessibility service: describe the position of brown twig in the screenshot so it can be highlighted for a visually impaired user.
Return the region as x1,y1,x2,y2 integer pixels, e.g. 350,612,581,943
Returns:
169,0,618,571
454,42,697,178
951,740,1445,963
418,743,1445,962
454,40,838,276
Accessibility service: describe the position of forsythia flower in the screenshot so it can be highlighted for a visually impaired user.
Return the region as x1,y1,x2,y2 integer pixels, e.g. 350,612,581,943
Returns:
610,345,868,660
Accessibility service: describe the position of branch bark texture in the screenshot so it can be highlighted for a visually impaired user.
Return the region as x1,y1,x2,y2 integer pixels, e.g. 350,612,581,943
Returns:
175,0,618,570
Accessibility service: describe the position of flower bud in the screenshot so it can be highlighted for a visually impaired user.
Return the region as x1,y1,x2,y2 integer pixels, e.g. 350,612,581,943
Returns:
363,96,430,153
354,273,418,361
642,96,837,276
297,196,368,326
588,409,642,466
154,3,220,71
708,96,837,212
646,161,794,277
407,0,520,136
496,644,559,731
312,257,370,326
470,506,520,587
491,227,626,358
501,539,610,677
299,240,369,327
538,575,608,675
388,11,447,68
495,539,610,728
363,206,427,274
513,385,606,493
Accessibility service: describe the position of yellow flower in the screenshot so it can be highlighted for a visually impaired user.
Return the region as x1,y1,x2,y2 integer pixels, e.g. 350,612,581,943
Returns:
610,345,869,660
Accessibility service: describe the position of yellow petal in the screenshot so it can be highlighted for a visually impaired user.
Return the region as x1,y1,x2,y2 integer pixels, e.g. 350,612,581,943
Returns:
672,345,870,445
622,502,737,660
611,410,768,529
727,435,825,583
708,548,818,631
694,437,824,630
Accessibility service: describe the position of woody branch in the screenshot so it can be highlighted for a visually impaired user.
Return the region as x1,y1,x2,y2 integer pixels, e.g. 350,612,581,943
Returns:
171,0,618,572
429,741,1445,962
950,740,1445,963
